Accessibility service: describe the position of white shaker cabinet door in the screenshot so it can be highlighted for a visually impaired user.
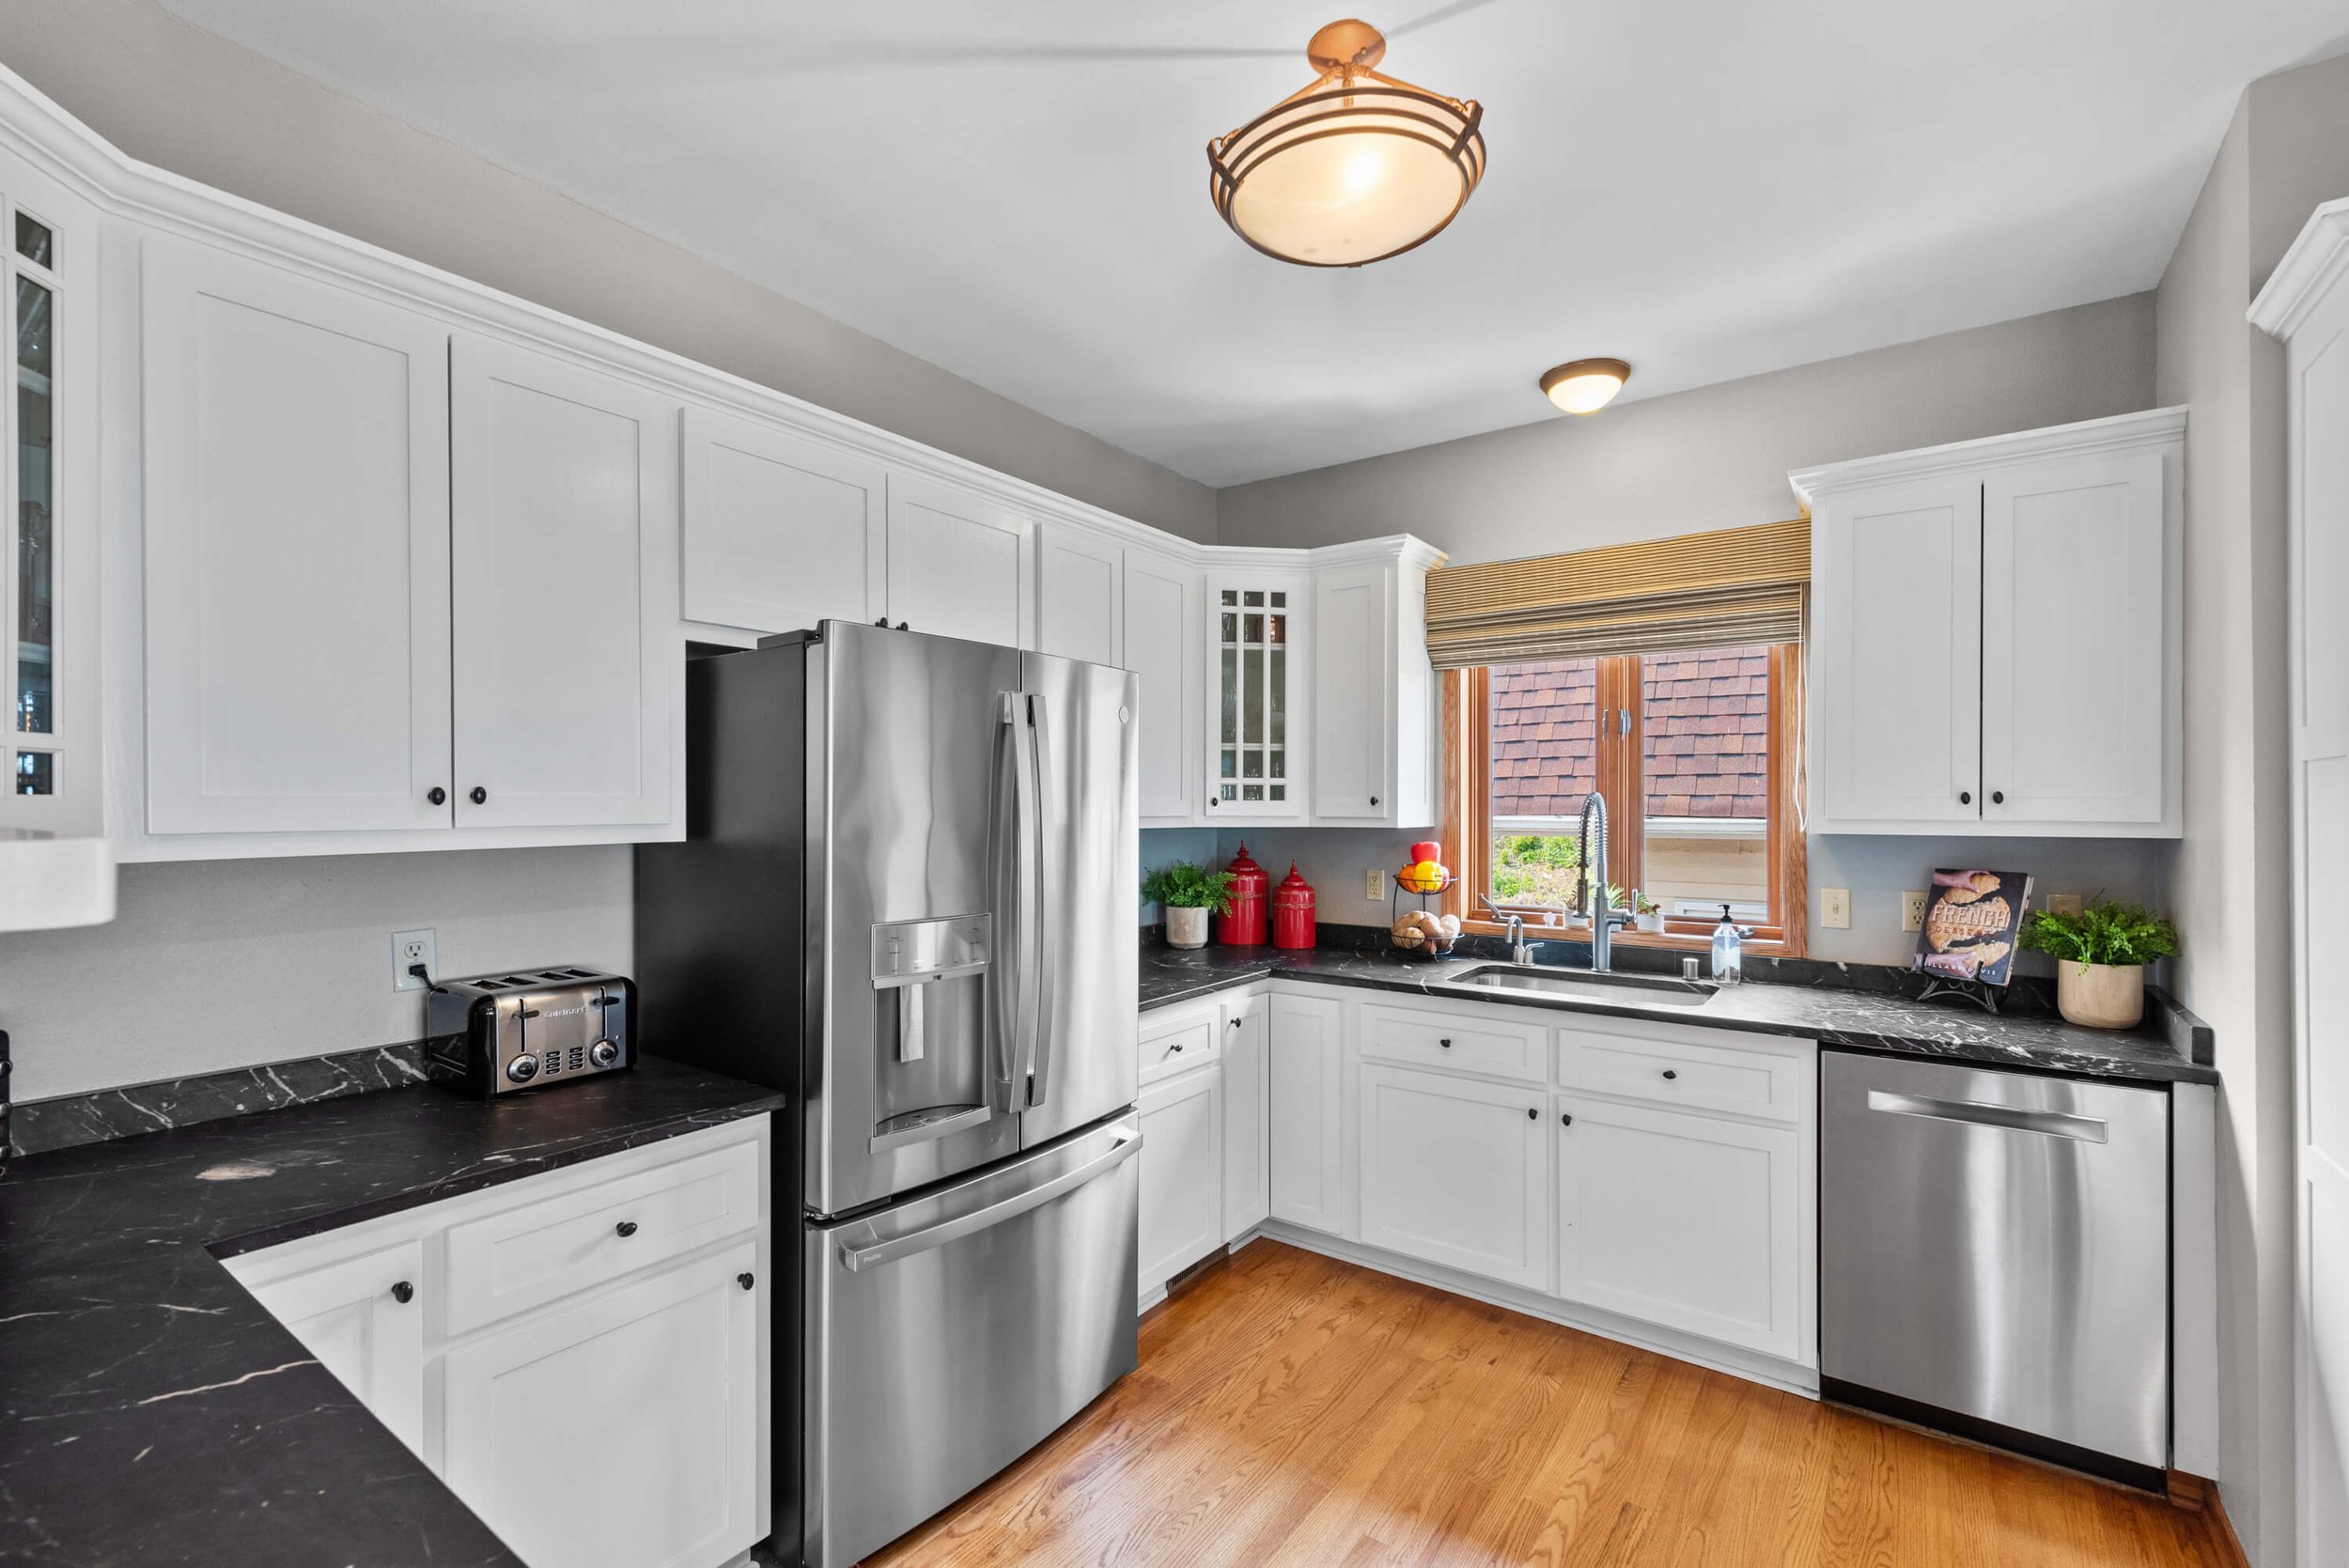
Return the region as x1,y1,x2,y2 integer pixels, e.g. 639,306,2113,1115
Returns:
1221,992,1270,1239
1035,523,1121,665
142,239,453,834
1555,1096,1807,1363
1124,546,1203,823
678,405,884,636
442,1242,761,1568
1810,476,1983,830
1266,991,1345,1234
1311,560,1392,823
450,334,678,829
1980,452,2169,827
1358,1063,1550,1291
225,1235,427,1458
883,473,1034,648
1137,1063,1225,1297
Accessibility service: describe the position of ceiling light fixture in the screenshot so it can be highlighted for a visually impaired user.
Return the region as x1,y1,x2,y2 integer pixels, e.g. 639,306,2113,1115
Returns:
1206,19,1486,268
1540,358,1632,414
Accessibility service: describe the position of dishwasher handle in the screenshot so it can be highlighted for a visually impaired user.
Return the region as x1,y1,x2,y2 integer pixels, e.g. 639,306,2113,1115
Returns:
1866,1088,2109,1143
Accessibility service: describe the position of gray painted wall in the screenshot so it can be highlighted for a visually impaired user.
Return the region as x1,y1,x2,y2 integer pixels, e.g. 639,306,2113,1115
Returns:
1210,298,2169,964
1216,293,2156,564
2151,44,2349,1567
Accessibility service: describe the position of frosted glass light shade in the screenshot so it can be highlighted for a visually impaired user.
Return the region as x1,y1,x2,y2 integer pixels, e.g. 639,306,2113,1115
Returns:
1208,23,1486,268
1541,359,1632,414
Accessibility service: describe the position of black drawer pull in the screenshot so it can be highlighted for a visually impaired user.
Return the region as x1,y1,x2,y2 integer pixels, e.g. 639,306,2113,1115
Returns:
614,1220,639,1238
1661,1069,1678,1080
390,1280,414,1305
1439,1037,1453,1048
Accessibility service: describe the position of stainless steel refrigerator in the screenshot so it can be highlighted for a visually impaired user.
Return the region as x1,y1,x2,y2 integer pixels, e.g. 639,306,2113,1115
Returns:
636,620,1142,1568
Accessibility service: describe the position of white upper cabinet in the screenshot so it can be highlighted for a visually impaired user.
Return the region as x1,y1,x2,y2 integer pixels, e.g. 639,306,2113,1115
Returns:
450,334,678,829
1122,545,1203,824
679,405,884,639
1794,409,2184,837
1035,523,1121,664
1205,568,1308,819
1311,544,1438,828
143,239,455,835
884,473,1034,648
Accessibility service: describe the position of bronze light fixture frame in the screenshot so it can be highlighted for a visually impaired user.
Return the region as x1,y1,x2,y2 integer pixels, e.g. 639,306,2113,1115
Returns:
1540,357,1634,413
1206,20,1487,269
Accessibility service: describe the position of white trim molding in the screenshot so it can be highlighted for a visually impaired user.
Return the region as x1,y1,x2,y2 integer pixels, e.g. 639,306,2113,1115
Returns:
1788,406,2188,508
2250,196,2349,338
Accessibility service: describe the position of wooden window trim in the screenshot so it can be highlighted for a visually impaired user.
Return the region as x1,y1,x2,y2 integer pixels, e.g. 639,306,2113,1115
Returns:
1440,645,1808,958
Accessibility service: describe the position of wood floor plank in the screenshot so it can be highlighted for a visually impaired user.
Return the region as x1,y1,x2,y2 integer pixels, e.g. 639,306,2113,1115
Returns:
861,1242,2226,1568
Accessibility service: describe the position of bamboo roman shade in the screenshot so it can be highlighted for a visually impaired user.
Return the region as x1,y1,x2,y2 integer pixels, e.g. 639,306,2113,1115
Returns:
1423,518,1809,668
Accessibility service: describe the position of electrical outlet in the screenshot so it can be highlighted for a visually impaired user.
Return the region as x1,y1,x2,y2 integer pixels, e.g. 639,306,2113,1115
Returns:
1361,868,1381,900
393,928,437,992
2046,892,2083,916
1821,888,1851,929
1902,891,1927,932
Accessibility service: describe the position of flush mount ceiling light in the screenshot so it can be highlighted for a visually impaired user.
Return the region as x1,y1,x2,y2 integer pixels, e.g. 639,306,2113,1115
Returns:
1540,358,1632,414
1206,19,1486,268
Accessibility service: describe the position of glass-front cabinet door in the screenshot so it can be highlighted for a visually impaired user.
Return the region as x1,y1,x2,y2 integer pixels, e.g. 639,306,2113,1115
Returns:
1206,571,1308,818
3,147,97,836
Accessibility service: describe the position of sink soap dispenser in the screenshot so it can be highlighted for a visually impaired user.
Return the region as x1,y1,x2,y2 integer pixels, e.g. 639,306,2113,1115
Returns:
1710,904,1744,985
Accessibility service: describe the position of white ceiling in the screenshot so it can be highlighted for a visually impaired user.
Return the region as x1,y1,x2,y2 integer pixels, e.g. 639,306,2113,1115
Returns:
160,0,2349,487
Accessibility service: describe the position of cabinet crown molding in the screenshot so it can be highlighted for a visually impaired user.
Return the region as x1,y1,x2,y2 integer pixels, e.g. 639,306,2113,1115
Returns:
1787,406,2187,506
2250,197,2349,339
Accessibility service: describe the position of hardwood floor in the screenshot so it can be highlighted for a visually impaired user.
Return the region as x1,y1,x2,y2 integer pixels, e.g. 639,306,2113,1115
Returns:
865,1240,2234,1567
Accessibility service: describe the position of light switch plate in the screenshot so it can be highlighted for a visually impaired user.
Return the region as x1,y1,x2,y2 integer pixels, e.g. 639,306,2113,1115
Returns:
1822,888,1851,929
393,928,437,991
1902,891,1926,932
2046,892,2083,917
1365,868,1385,901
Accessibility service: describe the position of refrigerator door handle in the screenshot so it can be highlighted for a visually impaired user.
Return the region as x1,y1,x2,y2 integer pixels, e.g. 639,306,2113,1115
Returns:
834,1126,1140,1273
1025,691,1057,1110
989,692,1030,1110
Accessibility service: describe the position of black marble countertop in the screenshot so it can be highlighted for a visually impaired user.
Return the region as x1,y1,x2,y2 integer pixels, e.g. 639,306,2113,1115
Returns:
1138,939,2217,1086
0,1056,786,1567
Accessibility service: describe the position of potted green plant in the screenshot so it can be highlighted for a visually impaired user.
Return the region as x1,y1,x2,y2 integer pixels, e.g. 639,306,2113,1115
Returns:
1142,862,1236,950
2017,898,2181,1030
1629,889,1664,934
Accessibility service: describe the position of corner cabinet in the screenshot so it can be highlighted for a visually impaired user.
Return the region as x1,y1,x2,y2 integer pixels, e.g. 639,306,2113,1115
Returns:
1312,543,1439,828
1794,408,2184,837
1204,567,1309,818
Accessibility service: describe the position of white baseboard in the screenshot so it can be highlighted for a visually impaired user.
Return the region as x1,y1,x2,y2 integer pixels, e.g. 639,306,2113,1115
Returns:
1252,1220,1822,1400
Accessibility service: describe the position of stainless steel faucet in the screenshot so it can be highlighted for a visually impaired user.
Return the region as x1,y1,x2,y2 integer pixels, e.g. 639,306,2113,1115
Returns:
1578,789,1635,972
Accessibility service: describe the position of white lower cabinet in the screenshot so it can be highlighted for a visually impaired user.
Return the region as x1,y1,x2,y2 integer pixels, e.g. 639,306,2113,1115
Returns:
1267,991,1344,1234
1358,1063,1550,1290
1221,992,1269,1238
1137,1063,1224,1297
1554,1096,1806,1362
221,1117,770,1568
224,1234,428,1455
443,1242,760,1568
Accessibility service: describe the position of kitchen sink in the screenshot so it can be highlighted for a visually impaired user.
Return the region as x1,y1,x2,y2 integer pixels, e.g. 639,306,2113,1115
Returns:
1447,964,1719,1007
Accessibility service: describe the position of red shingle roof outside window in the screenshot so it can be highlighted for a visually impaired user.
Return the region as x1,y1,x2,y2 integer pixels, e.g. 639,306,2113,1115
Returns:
1489,649,1769,818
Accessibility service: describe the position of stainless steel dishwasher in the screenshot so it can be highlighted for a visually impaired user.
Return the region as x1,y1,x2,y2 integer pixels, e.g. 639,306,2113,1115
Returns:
1820,1050,2170,1488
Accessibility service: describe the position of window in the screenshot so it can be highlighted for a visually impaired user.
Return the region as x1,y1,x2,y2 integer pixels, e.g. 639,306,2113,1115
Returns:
1444,643,1805,954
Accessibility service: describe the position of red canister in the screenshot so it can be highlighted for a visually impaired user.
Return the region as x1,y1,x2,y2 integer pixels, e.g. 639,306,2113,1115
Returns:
1214,842,1268,945
1272,862,1317,949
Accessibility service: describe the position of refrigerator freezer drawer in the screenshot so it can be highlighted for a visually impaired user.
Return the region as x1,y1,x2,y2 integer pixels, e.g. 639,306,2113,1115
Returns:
1820,1051,2170,1481
803,1112,1141,1567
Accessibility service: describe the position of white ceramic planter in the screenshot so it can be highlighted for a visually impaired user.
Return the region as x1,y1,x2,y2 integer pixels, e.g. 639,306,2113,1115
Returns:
1634,911,1665,934
2056,961,2145,1030
1165,905,1209,949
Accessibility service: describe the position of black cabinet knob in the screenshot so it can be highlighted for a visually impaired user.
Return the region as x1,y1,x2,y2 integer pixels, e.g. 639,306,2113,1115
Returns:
1439,1037,1453,1048
1370,796,1379,807
738,1271,755,1291
1169,1042,1184,1053
1526,1107,1537,1120
428,786,446,805
390,1281,414,1305
1661,1069,1678,1080
1959,790,1972,805
1560,1112,1573,1126
614,1220,639,1238
469,786,488,805
1991,790,2005,805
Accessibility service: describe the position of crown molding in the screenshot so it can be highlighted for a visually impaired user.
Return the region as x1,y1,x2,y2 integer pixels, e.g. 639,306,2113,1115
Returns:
1786,406,2187,505
2250,197,2349,339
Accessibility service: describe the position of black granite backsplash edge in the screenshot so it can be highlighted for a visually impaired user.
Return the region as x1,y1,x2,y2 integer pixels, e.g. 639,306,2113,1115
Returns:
8,1037,455,1158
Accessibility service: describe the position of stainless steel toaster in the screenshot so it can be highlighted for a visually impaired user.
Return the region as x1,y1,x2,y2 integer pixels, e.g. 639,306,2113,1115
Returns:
425,967,634,1096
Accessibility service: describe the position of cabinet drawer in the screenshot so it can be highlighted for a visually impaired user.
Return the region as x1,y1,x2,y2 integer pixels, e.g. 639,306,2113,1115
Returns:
443,1134,761,1336
1140,1002,1220,1087
1557,1020,1812,1124
1361,1002,1548,1082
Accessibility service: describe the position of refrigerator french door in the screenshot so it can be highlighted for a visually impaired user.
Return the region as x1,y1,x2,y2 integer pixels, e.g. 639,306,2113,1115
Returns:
636,620,1141,1568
